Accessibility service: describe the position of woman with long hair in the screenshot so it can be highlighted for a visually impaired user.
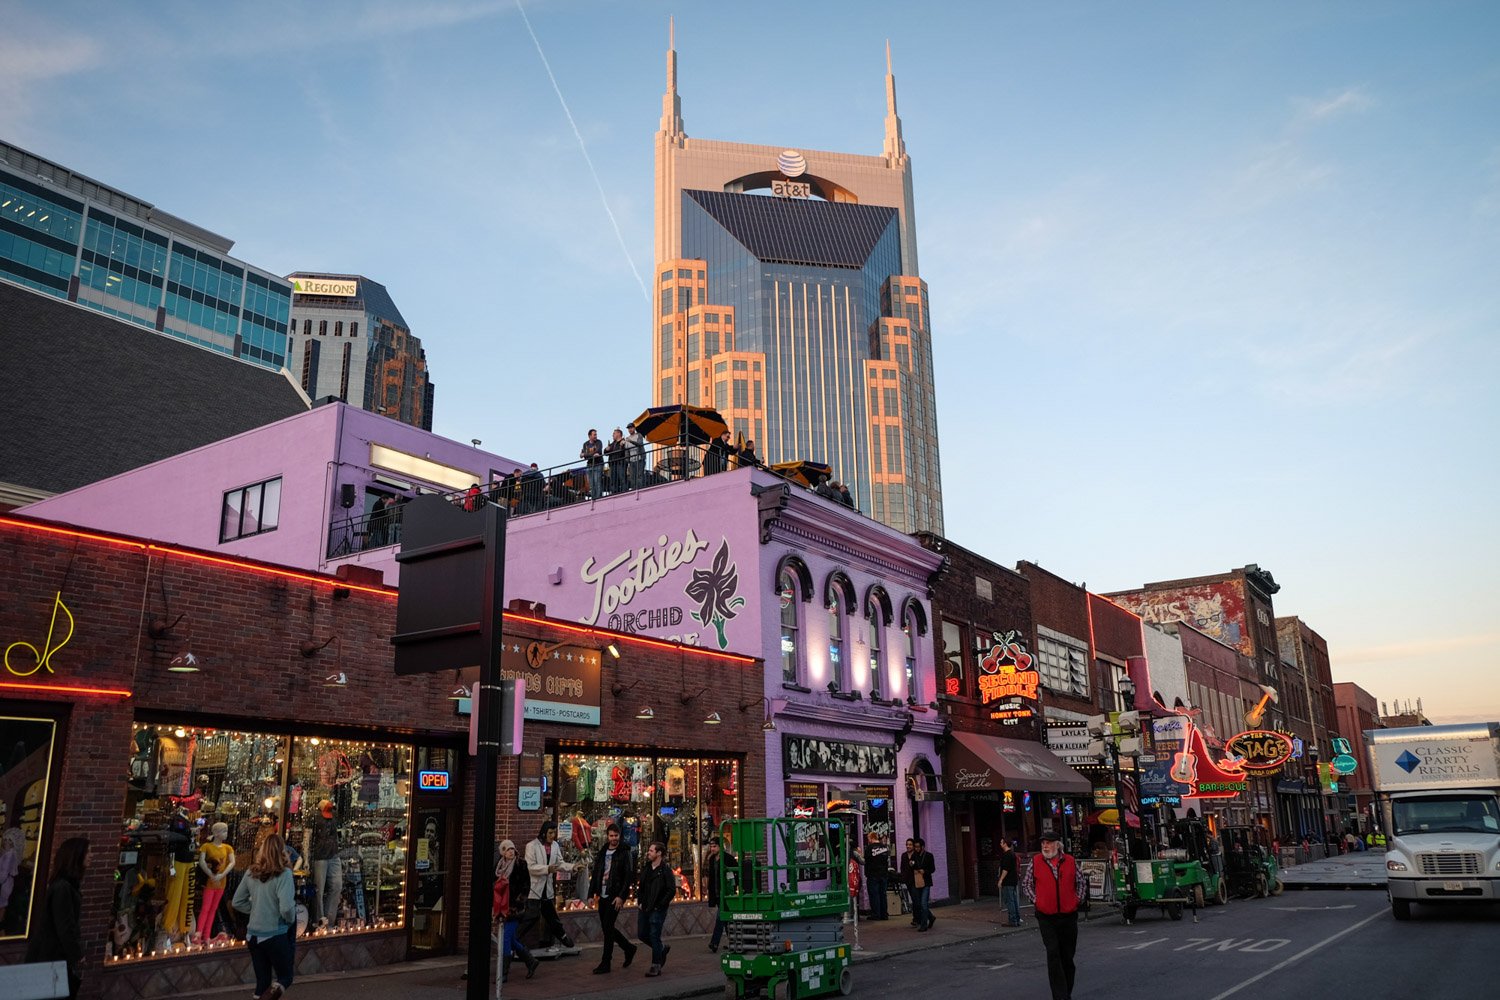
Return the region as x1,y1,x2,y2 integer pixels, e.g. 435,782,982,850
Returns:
232,832,296,1000
25,837,89,999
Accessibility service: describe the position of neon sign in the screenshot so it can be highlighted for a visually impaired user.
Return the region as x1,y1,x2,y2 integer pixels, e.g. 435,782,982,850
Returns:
5,592,74,678
418,770,451,791
978,630,1039,725
1225,730,1295,773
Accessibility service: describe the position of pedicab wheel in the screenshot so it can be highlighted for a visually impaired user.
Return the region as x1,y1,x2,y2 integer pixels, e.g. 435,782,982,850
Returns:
1166,901,1184,921
1192,885,1206,910
838,967,853,996
1255,874,1268,898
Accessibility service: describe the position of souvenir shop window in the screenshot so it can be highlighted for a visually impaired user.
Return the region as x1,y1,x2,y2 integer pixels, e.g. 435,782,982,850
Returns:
547,750,740,910
0,713,58,941
107,725,411,965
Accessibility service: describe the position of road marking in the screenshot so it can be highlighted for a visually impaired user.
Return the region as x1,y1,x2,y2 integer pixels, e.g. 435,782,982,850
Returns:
978,964,1012,970
1116,938,1169,951
1206,909,1385,1000
1269,904,1356,912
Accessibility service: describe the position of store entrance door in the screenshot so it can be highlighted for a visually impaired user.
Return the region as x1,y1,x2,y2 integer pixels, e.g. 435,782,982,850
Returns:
409,803,459,956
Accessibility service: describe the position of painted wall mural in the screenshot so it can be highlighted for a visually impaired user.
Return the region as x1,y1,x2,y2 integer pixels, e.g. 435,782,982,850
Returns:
1113,582,1251,656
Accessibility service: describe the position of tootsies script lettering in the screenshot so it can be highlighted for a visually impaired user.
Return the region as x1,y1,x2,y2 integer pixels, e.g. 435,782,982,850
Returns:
579,529,711,626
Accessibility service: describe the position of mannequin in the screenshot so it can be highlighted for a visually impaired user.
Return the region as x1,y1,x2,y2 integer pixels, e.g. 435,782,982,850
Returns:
196,822,235,942
0,826,24,925
161,808,196,937
310,798,342,927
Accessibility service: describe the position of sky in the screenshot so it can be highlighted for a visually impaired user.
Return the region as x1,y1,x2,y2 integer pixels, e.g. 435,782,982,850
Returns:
3,1,1497,723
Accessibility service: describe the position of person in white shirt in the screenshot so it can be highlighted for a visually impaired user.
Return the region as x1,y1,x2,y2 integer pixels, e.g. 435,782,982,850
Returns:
523,821,575,950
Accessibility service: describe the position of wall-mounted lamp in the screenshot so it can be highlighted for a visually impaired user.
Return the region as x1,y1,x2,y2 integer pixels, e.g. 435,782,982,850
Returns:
448,685,472,701
636,706,655,721
323,672,348,688
168,651,201,673
612,678,642,698
149,614,185,639
703,712,722,725
894,712,916,752
300,636,336,657
606,643,621,659
681,686,710,705
739,695,784,733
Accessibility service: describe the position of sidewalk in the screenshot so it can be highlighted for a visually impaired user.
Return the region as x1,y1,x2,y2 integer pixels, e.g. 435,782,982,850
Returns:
1280,850,1387,890
176,899,1056,1000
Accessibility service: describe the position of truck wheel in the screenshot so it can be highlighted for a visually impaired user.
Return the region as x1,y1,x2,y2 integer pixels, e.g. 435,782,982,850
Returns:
1255,875,1268,898
1270,877,1284,896
1391,898,1412,921
1192,886,1206,910
1167,902,1184,921
725,984,739,1000
1214,878,1229,906
838,967,853,996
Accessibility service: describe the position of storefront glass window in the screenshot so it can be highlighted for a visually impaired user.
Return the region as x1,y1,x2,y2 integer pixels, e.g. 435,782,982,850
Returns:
107,724,412,965
547,749,740,909
0,714,58,940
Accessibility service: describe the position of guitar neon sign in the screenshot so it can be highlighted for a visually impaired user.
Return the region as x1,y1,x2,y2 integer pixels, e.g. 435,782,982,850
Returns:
4,592,74,678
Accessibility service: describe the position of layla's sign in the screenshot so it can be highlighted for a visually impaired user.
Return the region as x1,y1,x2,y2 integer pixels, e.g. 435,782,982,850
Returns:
5,593,75,678
1225,730,1295,773
978,630,1039,725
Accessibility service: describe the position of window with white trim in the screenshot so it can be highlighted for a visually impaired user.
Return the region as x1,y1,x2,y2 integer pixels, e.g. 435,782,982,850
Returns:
220,476,282,542
1036,626,1089,699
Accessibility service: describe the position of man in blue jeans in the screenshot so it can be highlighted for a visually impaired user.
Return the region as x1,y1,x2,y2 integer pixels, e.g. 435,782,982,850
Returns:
998,839,1022,925
863,832,891,920
636,841,676,977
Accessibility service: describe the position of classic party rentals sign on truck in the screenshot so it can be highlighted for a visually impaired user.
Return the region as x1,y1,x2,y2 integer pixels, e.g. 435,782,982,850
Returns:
1366,722,1500,920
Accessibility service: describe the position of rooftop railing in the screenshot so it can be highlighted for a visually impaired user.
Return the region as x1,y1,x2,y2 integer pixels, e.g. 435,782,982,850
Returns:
325,440,858,560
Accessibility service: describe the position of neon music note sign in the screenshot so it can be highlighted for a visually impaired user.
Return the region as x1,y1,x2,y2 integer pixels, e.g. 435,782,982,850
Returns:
4,592,75,677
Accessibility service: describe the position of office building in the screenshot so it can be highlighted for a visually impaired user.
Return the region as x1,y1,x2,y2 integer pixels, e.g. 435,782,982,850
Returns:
0,139,292,370
652,35,943,534
286,273,435,430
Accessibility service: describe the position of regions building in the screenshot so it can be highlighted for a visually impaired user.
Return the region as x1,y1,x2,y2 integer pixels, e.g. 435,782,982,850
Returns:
652,36,943,534
0,140,291,370
286,273,435,430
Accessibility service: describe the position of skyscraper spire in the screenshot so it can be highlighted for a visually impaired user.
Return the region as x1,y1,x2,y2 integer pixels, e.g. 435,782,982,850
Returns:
882,39,906,162
660,16,685,138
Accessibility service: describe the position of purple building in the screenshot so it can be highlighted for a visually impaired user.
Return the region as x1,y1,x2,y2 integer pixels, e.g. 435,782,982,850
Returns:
20,401,524,578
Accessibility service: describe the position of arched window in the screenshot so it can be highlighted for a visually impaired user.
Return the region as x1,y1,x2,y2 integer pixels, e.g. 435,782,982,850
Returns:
867,594,883,699
827,589,846,692
779,568,800,684
902,598,928,702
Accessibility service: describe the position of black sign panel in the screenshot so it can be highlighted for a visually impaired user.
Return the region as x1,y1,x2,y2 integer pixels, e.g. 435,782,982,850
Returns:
783,734,896,778
391,495,503,675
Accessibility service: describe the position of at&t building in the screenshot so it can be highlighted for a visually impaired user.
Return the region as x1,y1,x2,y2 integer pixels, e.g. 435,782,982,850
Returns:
653,35,943,535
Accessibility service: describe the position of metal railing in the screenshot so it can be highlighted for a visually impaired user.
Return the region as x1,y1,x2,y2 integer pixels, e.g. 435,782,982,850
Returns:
326,440,852,560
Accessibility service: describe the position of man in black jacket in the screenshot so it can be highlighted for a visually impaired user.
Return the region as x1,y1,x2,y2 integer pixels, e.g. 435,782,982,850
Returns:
911,837,936,931
635,841,676,977
863,832,891,920
588,824,638,974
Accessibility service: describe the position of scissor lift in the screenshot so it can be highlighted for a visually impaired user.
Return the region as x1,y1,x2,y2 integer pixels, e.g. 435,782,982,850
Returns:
718,817,853,1000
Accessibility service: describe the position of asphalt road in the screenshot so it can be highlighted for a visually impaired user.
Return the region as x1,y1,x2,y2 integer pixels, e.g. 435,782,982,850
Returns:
851,890,1500,1000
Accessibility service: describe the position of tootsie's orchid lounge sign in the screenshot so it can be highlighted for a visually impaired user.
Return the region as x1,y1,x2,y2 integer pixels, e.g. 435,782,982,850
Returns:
577,529,745,649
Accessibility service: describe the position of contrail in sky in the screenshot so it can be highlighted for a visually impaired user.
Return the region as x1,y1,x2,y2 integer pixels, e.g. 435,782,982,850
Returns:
514,0,649,302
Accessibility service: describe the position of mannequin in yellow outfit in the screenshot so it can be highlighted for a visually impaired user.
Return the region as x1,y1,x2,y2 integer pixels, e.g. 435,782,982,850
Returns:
161,809,197,937
197,823,235,942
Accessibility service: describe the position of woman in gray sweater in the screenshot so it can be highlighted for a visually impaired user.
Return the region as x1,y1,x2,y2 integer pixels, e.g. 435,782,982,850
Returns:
232,833,296,1000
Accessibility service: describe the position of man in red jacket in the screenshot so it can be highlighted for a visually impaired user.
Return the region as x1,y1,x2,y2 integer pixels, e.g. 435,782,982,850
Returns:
1021,831,1089,1000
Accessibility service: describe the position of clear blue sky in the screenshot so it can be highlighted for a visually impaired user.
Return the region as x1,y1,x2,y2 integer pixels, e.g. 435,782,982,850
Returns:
4,1,1496,722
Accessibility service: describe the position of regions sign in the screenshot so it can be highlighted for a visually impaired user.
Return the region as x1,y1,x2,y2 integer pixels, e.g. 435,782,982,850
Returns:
292,277,358,296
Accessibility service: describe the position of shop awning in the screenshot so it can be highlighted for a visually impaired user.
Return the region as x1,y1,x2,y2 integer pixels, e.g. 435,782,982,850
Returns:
946,732,1093,795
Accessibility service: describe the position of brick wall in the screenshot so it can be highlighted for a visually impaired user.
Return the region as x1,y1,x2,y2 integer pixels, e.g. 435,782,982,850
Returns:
0,516,763,996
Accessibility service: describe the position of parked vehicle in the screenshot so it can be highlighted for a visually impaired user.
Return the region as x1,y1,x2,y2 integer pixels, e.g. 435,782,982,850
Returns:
1173,818,1230,906
1219,825,1282,898
1367,722,1500,920
718,817,853,1000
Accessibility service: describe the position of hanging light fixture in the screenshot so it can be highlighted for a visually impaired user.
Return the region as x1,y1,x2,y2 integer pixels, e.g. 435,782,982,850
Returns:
703,712,722,725
168,651,201,673
636,706,655,720
448,685,472,701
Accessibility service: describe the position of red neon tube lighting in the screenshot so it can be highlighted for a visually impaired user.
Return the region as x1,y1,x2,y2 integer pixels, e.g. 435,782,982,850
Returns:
0,680,131,698
503,612,758,664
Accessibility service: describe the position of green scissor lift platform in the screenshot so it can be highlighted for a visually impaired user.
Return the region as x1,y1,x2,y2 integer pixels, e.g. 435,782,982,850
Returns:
718,817,853,1000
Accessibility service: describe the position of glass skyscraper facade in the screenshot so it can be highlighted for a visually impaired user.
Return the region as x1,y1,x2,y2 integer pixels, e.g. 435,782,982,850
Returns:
0,140,290,370
652,38,944,534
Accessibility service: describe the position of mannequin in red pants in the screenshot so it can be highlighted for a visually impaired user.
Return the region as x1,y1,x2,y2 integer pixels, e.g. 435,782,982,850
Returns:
197,823,235,942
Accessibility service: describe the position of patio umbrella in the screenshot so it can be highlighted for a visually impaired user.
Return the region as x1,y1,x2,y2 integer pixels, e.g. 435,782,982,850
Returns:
1084,808,1142,828
769,460,833,488
630,404,728,447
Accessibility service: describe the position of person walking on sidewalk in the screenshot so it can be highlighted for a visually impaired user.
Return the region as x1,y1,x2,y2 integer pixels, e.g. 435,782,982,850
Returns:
863,832,890,921
899,837,917,921
1022,831,1089,1000
636,841,676,977
588,824,638,973
523,820,576,952
26,837,89,1000
495,840,540,982
231,833,295,1000
705,836,728,951
910,837,936,931
998,838,1022,926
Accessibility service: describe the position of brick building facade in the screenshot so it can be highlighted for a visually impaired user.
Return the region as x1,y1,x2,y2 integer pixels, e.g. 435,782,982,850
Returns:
0,514,762,998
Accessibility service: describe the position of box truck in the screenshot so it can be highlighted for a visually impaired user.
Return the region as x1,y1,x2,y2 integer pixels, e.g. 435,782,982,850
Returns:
1366,722,1500,920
